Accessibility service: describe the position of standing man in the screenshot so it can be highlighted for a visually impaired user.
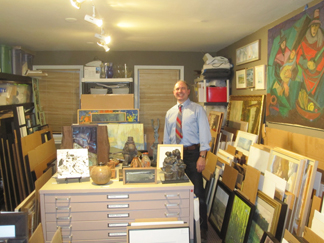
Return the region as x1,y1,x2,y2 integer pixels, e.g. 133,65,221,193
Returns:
163,80,211,242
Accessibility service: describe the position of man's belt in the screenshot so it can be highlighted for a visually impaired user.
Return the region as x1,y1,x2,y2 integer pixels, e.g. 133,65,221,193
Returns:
183,144,200,151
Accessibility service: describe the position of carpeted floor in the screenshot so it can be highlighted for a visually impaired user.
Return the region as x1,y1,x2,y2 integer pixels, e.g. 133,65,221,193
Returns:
206,222,222,243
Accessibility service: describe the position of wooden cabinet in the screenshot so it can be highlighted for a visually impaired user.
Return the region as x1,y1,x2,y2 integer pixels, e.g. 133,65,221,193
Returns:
40,173,194,243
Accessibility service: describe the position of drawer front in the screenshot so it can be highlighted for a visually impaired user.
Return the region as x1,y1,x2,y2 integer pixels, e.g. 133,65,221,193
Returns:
45,208,190,222
46,217,190,232
44,190,189,203
46,228,127,241
45,198,189,212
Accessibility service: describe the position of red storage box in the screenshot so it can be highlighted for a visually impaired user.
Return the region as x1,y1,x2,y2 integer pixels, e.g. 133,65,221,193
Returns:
206,86,227,102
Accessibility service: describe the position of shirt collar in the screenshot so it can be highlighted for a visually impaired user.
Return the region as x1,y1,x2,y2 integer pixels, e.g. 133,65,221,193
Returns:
177,98,190,108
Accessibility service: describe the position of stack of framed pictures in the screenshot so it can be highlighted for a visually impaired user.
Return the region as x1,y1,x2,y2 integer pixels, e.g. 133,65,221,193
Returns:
247,191,287,243
209,180,233,239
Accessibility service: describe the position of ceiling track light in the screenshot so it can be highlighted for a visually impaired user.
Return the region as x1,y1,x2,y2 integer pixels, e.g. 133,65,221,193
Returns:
70,0,85,9
97,41,110,52
84,5,103,27
95,29,111,45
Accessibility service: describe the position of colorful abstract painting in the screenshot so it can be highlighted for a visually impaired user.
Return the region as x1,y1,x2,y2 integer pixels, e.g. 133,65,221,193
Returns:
267,1,324,129
78,109,139,124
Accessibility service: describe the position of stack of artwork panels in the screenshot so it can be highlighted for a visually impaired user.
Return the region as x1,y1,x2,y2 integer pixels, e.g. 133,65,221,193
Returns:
224,191,255,243
78,109,139,124
105,124,144,152
267,1,324,130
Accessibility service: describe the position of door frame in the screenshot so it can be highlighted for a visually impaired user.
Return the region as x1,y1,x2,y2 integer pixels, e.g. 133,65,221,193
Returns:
134,65,184,109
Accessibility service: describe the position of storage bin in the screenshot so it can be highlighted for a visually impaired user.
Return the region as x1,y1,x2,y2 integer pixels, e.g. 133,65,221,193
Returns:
206,86,227,102
0,44,12,74
12,48,25,75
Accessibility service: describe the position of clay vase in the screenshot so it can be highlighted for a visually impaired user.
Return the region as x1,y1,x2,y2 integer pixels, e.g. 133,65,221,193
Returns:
91,162,112,185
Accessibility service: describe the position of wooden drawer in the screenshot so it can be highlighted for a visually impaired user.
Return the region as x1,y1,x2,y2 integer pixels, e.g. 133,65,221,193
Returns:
45,208,190,222
44,190,189,203
45,198,189,212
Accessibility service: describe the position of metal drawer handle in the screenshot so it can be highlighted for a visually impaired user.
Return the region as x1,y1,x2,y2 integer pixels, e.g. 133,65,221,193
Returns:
164,193,180,198
56,216,72,220
165,212,179,217
55,197,71,201
57,225,72,229
56,206,71,210
165,203,179,207
62,234,73,240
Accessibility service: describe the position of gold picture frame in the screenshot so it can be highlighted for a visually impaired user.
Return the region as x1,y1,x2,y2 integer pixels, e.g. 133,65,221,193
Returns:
236,69,247,89
236,39,260,65
226,95,265,143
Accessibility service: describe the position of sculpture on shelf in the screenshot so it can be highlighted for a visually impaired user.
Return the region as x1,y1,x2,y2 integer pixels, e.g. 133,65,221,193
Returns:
122,136,138,166
161,149,187,180
150,118,159,167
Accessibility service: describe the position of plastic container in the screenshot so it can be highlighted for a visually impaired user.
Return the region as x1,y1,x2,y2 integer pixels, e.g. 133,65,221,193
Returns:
90,88,108,94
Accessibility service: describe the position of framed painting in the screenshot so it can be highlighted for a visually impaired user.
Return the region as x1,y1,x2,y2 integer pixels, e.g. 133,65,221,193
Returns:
78,109,139,124
208,111,224,133
255,65,266,90
123,168,157,185
266,1,324,130
226,95,266,143
260,232,280,243
236,69,247,89
106,123,144,152
72,125,97,166
56,149,90,179
247,191,282,243
246,67,255,88
234,131,258,156
157,144,183,168
236,40,260,65
91,112,126,123
209,180,233,239
224,190,255,243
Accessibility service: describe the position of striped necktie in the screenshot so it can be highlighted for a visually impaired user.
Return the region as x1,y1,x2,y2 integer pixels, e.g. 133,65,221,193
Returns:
176,104,183,144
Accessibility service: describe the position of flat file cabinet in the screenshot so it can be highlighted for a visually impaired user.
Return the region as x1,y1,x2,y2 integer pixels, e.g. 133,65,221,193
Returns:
40,172,194,242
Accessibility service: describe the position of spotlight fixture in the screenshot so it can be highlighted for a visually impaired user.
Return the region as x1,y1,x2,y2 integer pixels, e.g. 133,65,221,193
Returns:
95,29,111,45
70,0,85,9
84,5,103,27
97,41,110,52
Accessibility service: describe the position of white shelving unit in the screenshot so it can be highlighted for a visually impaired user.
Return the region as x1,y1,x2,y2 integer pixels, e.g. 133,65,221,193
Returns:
81,77,133,95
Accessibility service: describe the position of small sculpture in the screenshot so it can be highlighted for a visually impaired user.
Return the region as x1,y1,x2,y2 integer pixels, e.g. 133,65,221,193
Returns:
161,149,187,180
122,137,138,166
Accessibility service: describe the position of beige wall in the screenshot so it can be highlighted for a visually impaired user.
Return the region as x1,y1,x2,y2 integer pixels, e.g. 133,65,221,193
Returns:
216,0,324,139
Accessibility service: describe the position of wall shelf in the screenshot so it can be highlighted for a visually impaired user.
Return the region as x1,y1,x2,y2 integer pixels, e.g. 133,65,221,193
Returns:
82,78,133,83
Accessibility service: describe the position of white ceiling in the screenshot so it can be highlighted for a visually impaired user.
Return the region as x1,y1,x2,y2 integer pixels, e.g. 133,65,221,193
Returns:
0,0,312,52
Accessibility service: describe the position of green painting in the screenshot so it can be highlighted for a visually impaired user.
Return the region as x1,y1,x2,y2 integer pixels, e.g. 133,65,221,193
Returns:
105,123,144,152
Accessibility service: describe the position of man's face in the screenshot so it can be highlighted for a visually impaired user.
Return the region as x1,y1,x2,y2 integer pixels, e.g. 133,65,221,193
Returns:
311,24,320,37
280,40,286,50
173,81,190,103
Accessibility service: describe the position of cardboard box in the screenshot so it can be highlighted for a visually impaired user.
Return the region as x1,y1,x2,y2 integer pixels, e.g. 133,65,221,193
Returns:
206,86,227,102
84,66,100,78
81,94,134,109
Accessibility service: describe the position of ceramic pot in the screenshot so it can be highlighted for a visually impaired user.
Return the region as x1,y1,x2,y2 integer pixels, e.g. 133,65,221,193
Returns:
142,152,151,167
91,162,112,185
